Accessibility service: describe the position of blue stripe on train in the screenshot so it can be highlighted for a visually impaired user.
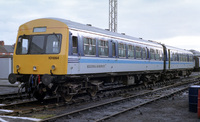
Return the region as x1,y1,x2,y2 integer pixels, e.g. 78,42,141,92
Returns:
76,58,193,65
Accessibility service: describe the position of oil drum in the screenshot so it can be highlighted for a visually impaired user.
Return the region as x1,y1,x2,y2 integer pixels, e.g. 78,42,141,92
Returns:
189,85,200,113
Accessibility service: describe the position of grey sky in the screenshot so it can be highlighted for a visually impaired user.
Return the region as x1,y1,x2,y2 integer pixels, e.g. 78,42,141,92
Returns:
0,0,200,51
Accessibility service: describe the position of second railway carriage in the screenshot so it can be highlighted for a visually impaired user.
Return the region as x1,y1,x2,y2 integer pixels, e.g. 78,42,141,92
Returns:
164,45,194,78
8,18,194,101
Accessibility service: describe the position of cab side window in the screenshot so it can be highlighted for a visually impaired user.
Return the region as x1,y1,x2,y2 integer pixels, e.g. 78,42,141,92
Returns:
16,37,29,54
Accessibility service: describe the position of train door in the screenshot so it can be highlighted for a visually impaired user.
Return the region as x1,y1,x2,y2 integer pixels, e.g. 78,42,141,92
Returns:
72,36,78,55
68,31,80,74
168,49,171,69
146,47,150,71
111,40,117,72
69,31,79,56
198,57,200,68
161,44,167,72
111,41,117,58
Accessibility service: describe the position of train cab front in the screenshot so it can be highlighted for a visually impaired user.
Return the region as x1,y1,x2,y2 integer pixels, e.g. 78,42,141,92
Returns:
8,18,69,101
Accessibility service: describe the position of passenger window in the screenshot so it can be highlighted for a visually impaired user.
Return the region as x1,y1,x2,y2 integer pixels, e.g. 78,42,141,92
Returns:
118,43,126,58
173,53,176,61
177,54,179,61
159,50,163,60
189,55,193,62
155,50,160,60
184,54,187,62
142,48,146,59
171,53,174,61
112,42,116,57
182,54,184,62
98,40,108,57
128,45,134,58
173,52,178,61
190,55,193,62
136,46,141,59
146,47,150,59
72,36,78,54
176,53,178,61
180,54,183,62
83,37,96,56
150,49,155,60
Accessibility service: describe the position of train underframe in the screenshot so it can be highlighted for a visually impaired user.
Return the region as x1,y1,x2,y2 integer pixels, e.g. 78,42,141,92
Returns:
9,69,192,101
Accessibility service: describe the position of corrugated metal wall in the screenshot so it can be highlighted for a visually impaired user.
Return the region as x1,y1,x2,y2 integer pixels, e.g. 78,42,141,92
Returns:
0,56,12,79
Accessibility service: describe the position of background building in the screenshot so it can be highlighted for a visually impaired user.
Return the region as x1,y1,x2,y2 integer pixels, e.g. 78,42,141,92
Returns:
0,41,14,79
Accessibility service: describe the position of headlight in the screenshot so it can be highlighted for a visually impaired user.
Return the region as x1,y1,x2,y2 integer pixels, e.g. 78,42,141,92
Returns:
51,65,56,70
33,66,37,71
16,65,20,70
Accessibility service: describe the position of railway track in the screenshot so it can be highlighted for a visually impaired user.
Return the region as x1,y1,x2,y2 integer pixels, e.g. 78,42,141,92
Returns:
0,92,27,104
40,78,199,122
0,77,184,117
0,96,62,116
0,75,199,119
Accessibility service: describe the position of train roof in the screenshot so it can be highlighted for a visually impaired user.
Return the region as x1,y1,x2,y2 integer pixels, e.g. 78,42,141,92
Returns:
165,44,193,54
49,18,162,47
27,18,192,54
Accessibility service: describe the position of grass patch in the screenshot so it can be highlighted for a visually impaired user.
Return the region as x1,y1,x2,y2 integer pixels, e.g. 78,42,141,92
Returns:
32,114,55,119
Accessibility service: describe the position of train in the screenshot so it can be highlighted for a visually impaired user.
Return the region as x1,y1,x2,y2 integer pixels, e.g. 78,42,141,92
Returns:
8,18,194,101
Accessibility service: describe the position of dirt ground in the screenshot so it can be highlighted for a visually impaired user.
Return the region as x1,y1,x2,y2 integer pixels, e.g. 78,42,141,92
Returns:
105,91,199,122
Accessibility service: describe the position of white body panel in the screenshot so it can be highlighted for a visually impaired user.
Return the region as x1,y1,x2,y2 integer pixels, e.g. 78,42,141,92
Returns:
67,56,163,75
167,61,194,70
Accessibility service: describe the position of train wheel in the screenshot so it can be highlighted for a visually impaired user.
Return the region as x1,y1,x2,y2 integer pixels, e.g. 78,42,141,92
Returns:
87,86,98,97
33,91,45,101
33,84,46,101
64,95,73,102
61,93,73,102
143,81,148,87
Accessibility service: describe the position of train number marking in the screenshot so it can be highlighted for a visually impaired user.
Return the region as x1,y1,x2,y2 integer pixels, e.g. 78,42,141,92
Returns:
48,56,59,60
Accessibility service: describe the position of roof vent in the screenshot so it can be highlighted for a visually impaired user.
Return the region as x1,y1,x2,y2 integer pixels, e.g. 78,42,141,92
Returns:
139,38,143,39
121,33,125,35
105,29,110,31
86,24,92,26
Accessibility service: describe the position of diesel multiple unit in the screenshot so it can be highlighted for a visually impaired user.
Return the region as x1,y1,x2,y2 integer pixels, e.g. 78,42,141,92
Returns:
8,18,194,101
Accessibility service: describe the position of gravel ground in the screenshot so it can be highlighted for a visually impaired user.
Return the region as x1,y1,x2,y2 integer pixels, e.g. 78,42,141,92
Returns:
25,86,200,122
105,91,199,122
1,73,200,122
0,79,18,95
0,86,18,95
